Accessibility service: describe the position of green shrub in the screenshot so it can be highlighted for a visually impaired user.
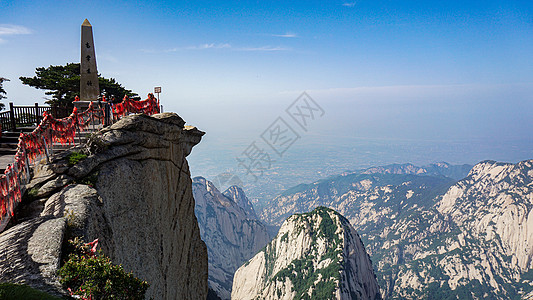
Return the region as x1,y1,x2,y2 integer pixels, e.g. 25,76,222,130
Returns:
0,283,63,300
67,152,88,166
24,187,40,201
58,238,149,300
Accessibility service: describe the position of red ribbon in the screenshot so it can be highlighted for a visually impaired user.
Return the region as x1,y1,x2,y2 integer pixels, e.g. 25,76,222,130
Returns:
0,95,160,223
111,94,160,120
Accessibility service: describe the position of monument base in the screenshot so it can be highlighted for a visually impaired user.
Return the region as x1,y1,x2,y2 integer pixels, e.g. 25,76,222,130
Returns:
73,101,93,112
73,100,111,127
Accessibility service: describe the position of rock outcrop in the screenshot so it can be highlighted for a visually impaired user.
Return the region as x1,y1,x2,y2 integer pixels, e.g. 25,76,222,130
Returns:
232,207,381,300
0,113,208,299
193,177,270,299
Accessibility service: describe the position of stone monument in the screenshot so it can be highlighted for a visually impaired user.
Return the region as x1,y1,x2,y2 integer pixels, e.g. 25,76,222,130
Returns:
80,19,99,101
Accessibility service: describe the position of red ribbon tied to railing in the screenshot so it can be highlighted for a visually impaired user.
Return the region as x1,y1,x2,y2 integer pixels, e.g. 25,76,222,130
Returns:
0,96,161,225
0,107,82,221
111,94,159,120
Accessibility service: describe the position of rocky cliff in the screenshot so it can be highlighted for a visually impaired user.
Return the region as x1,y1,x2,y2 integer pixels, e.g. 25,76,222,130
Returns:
372,159,533,298
260,160,533,299
0,113,208,299
232,207,381,300
193,177,270,299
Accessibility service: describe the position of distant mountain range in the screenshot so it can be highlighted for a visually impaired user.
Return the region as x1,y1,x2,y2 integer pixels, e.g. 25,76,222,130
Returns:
358,162,472,180
259,160,533,299
261,162,469,227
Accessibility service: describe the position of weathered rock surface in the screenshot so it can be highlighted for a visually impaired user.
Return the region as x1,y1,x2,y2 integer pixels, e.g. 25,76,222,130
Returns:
193,177,270,300
0,112,208,299
0,216,67,297
232,207,381,300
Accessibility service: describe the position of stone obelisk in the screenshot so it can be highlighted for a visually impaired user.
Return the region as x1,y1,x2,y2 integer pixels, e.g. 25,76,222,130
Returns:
80,19,99,101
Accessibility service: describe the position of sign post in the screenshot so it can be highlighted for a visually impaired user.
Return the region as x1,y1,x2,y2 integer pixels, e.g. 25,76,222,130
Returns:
154,86,162,112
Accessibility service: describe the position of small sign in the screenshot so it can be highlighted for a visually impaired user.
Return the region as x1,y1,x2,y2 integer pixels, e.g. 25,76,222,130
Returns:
154,87,161,93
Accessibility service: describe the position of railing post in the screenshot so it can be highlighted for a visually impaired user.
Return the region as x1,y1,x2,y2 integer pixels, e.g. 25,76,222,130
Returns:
42,134,50,163
105,103,112,126
23,147,30,185
9,102,16,131
34,103,39,125
103,103,108,127
48,127,54,157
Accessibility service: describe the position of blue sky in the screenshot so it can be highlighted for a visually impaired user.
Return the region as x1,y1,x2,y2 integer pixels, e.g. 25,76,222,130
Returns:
1,0,532,166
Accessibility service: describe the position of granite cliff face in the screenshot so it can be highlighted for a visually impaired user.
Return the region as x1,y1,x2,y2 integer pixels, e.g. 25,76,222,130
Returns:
232,207,381,300
0,113,208,299
193,177,270,299
260,160,533,299
372,160,533,298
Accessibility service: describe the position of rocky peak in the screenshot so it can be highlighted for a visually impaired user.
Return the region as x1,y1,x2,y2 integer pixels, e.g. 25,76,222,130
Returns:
194,176,234,207
258,159,533,298
232,207,381,300
437,159,533,271
223,185,258,219
364,158,533,298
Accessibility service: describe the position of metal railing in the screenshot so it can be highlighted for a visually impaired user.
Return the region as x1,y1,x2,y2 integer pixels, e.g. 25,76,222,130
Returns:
0,102,71,133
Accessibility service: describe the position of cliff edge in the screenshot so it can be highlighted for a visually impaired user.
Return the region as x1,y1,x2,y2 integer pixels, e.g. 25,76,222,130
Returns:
0,112,208,299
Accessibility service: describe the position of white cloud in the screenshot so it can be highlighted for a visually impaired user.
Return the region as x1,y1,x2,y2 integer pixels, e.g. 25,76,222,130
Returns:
143,43,231,52
0,24,32,36
271,32,297,38
141,43,291,53
0,24,31,44
342,2,356,7
186,43,231,50
236,46,291,52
